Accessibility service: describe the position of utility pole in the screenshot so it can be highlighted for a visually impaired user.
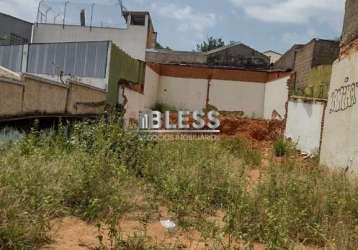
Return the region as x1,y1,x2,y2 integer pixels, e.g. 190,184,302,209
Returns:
63,1,70,28
90,3,95,31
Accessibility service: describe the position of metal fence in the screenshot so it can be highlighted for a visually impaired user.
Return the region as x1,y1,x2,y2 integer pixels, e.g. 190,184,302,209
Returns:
27,41,109,78
0,45,23,72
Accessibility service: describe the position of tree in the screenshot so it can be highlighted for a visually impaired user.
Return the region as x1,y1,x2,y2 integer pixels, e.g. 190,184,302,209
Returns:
155,42,172,50
196,36,225,52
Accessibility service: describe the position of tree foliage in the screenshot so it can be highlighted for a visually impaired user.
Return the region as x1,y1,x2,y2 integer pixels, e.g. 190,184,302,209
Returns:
196,36,225,52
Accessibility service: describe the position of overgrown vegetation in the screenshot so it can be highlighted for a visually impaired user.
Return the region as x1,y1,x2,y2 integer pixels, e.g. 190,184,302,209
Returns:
273,137,295,157
0,117,357,249
152,103,177,113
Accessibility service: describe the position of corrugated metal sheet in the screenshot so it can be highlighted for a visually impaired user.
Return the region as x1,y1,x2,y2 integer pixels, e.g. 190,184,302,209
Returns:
0,45,23,72
27,41,109,78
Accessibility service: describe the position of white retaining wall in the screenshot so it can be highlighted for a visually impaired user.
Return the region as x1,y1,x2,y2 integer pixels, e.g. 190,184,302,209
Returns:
285,99,325,155
320,49,358,171
264,76,289,120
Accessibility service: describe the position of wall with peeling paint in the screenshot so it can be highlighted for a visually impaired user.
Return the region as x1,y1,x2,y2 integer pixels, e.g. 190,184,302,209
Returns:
264,76,289,120
320,49,358,171
285,99,325,155
143,65,160,110
123,87,145,121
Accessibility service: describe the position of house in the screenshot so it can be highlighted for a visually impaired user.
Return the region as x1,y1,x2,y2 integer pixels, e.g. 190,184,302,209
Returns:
263,50,282,64
32,11,157,61
206,42,270,69
0,6,290,122
274,39,339,98
0,13,32,45
146,42,271,69
145,49,207,65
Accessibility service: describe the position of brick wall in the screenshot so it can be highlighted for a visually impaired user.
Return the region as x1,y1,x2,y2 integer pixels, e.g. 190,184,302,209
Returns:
312,40,339,67
294,41,315,90
146,50,207,65
274,45,303,70
341,0,358,47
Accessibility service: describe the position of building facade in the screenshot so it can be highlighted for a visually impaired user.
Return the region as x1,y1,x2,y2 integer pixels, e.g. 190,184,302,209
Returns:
0,13,32,45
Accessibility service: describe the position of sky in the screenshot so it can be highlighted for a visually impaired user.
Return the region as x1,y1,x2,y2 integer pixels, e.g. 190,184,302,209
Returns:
0,0,346,54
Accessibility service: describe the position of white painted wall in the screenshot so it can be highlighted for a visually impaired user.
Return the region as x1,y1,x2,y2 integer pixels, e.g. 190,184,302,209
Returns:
122,87,145,121
209,80,265,118
320,50,358,171
143,66,160,109
32,23,148,60
285,100,325,155
264,76,289,120
157,76,207,111
264,51,281,64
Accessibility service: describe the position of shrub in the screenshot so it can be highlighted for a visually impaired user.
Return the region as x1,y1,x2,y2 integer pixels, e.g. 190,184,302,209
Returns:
152,103,176,113
273,137,290,157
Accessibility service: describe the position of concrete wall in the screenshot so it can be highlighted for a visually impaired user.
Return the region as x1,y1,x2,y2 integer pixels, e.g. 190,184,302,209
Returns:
0,72,109,119
209,80,265,117
285,99,325,154
264,76,289,120
32,24,148,60
22,76,68,114
123,87,145,121
143,65,160,109
341,0,358,47
320,49,358,171
157,76,208,111
156,74,270,118
0,78,23,116
66,82,106,115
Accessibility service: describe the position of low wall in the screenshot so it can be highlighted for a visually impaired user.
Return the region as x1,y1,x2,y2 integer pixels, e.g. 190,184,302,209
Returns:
0,78,23,116
22,75,68,114
264,76,289,119
320,49,358,171
285,98,326,154
66,81,106,115
0,73,109,119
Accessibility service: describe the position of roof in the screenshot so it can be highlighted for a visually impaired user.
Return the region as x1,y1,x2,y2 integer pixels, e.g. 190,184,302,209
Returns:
146,48,205,55
0,12,32,25
205,42,270,60
205,42,242,55
263,50,282,56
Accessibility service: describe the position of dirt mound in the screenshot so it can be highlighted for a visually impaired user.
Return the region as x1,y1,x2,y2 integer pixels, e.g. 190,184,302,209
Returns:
220,116,284,142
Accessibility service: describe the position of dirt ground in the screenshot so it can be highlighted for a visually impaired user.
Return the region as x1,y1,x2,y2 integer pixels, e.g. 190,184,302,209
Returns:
42,116,315,250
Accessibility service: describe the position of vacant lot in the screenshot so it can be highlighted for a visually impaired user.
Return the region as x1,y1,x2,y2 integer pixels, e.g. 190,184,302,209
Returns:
0,117,357,250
